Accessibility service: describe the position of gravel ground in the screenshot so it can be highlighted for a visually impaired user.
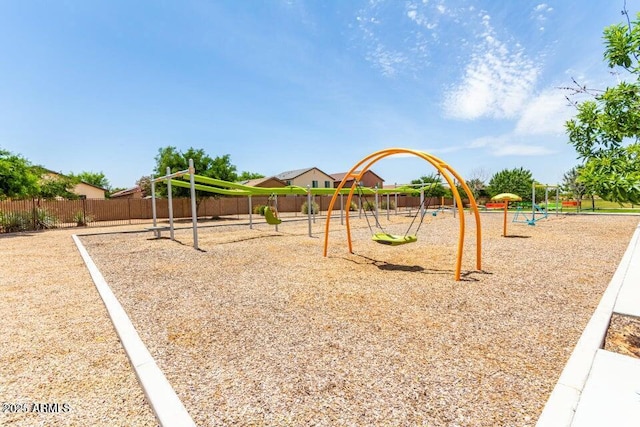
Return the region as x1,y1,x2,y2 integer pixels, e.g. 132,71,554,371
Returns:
73,212,639,427
0,226,158,427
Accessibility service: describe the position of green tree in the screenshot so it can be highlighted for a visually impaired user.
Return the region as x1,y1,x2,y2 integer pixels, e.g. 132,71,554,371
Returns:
0,149,39,199
465,178,487,201
487,168,534,201
561,166,590,211
72,171,110,190
31,166,78,200
136,175,152,198
564,9,640,204
153,146,238,204
410,174,446,197
465,168,490,201
237,171,265,181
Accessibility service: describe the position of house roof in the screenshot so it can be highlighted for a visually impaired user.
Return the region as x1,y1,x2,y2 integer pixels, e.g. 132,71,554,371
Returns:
241,176,286,187
330,170,385,183
110,186,142,197
275,167,334,180
42,169,108,191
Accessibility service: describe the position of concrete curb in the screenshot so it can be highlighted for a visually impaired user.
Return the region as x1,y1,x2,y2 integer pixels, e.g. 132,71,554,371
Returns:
536,222,640,426
72,235,195,427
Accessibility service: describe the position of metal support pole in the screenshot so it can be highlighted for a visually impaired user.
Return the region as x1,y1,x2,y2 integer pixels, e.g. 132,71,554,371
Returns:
546,186,551,214
532,183,536,221
312,195,316,224
374,185,379,226
420,187,424,218
340,193,344,225
151,179,157,227
274,195,279,232
386,193,390,221
188,159,198,250
394,183,398,216
248,195,253,229
166,167,175,241
307,186,312,237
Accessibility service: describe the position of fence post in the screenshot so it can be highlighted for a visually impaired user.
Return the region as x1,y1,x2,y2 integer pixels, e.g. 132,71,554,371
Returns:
127,198,132,225
82,196,87,226
32,198,37,230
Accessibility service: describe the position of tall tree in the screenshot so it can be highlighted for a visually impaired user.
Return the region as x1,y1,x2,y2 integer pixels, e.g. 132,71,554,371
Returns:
487,168,534,201
31,166,78,200
0,149,39,199
410,173,446,197
562,165,593,211
564,8,640,204
153,146,238,201
237,171,265,181
72,171,110,189
136,175,152,198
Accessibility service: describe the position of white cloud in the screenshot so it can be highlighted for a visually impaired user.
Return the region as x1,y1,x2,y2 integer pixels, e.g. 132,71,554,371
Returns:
493,144,554,156
366,44,410,77
515,90,572,136
532,3,553,31
443,14,539,120
467,133,555,157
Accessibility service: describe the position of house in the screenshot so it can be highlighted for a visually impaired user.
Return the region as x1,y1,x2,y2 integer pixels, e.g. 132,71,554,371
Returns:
42,169,107,199
275,167,335,189
331,170,385,189
241,176,287,188
110,186,144,199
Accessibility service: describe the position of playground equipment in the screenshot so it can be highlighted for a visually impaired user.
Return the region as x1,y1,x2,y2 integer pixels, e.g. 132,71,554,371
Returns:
512,183,559,226
357,180,439,246
264,195,282,226
323,148,482,281
491,193,522,237
149,161,199,249
148,160,443,250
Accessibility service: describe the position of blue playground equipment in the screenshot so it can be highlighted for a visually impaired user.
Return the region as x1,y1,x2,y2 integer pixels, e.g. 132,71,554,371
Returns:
512,203,548,226
511,183,559,226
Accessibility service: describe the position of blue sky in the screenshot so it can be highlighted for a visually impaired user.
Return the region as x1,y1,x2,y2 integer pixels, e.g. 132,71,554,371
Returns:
1,1,638,189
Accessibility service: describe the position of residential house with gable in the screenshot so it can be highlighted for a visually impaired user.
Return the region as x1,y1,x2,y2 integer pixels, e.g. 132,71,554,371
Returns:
42,169,107,199
241,176,287,188
331,170,385,189
275,167,335,189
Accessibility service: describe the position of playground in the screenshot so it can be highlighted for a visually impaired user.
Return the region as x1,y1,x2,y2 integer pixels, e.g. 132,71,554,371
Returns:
70,212,636,426
2,147,639,426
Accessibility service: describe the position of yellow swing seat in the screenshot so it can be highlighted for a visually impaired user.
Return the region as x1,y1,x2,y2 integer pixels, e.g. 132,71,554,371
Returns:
264,206,282,225
372,233,417,246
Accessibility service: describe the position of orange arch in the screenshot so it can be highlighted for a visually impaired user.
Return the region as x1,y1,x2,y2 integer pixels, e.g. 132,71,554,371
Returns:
323,148,482,281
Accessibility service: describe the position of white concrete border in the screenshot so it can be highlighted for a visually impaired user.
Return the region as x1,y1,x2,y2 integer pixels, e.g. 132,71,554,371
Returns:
537,222,640,426
72,235,195,427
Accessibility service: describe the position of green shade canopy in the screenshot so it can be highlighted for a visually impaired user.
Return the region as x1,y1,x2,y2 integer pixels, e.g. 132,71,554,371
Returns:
491,193,522,202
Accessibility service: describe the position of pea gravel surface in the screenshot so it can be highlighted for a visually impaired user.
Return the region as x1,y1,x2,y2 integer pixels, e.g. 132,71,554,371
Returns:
0,226,157,427
75,213,638,427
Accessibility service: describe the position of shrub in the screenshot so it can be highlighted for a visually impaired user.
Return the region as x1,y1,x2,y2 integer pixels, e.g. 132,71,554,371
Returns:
363,201,376,211
32,208,57,230
72,211,93,226
0,208,57,232
0,211,31,232
380,200,396,210
301,201,319,214
348,201,358,211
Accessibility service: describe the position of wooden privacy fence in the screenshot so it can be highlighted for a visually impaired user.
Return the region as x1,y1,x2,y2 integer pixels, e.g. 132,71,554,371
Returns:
0,195,448,233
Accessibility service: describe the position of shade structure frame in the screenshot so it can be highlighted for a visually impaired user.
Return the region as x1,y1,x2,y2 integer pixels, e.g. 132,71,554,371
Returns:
322,148,482,281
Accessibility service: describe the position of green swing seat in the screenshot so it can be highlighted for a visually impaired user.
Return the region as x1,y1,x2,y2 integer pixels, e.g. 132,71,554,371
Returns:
372,232,417,246
264,206,282,225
